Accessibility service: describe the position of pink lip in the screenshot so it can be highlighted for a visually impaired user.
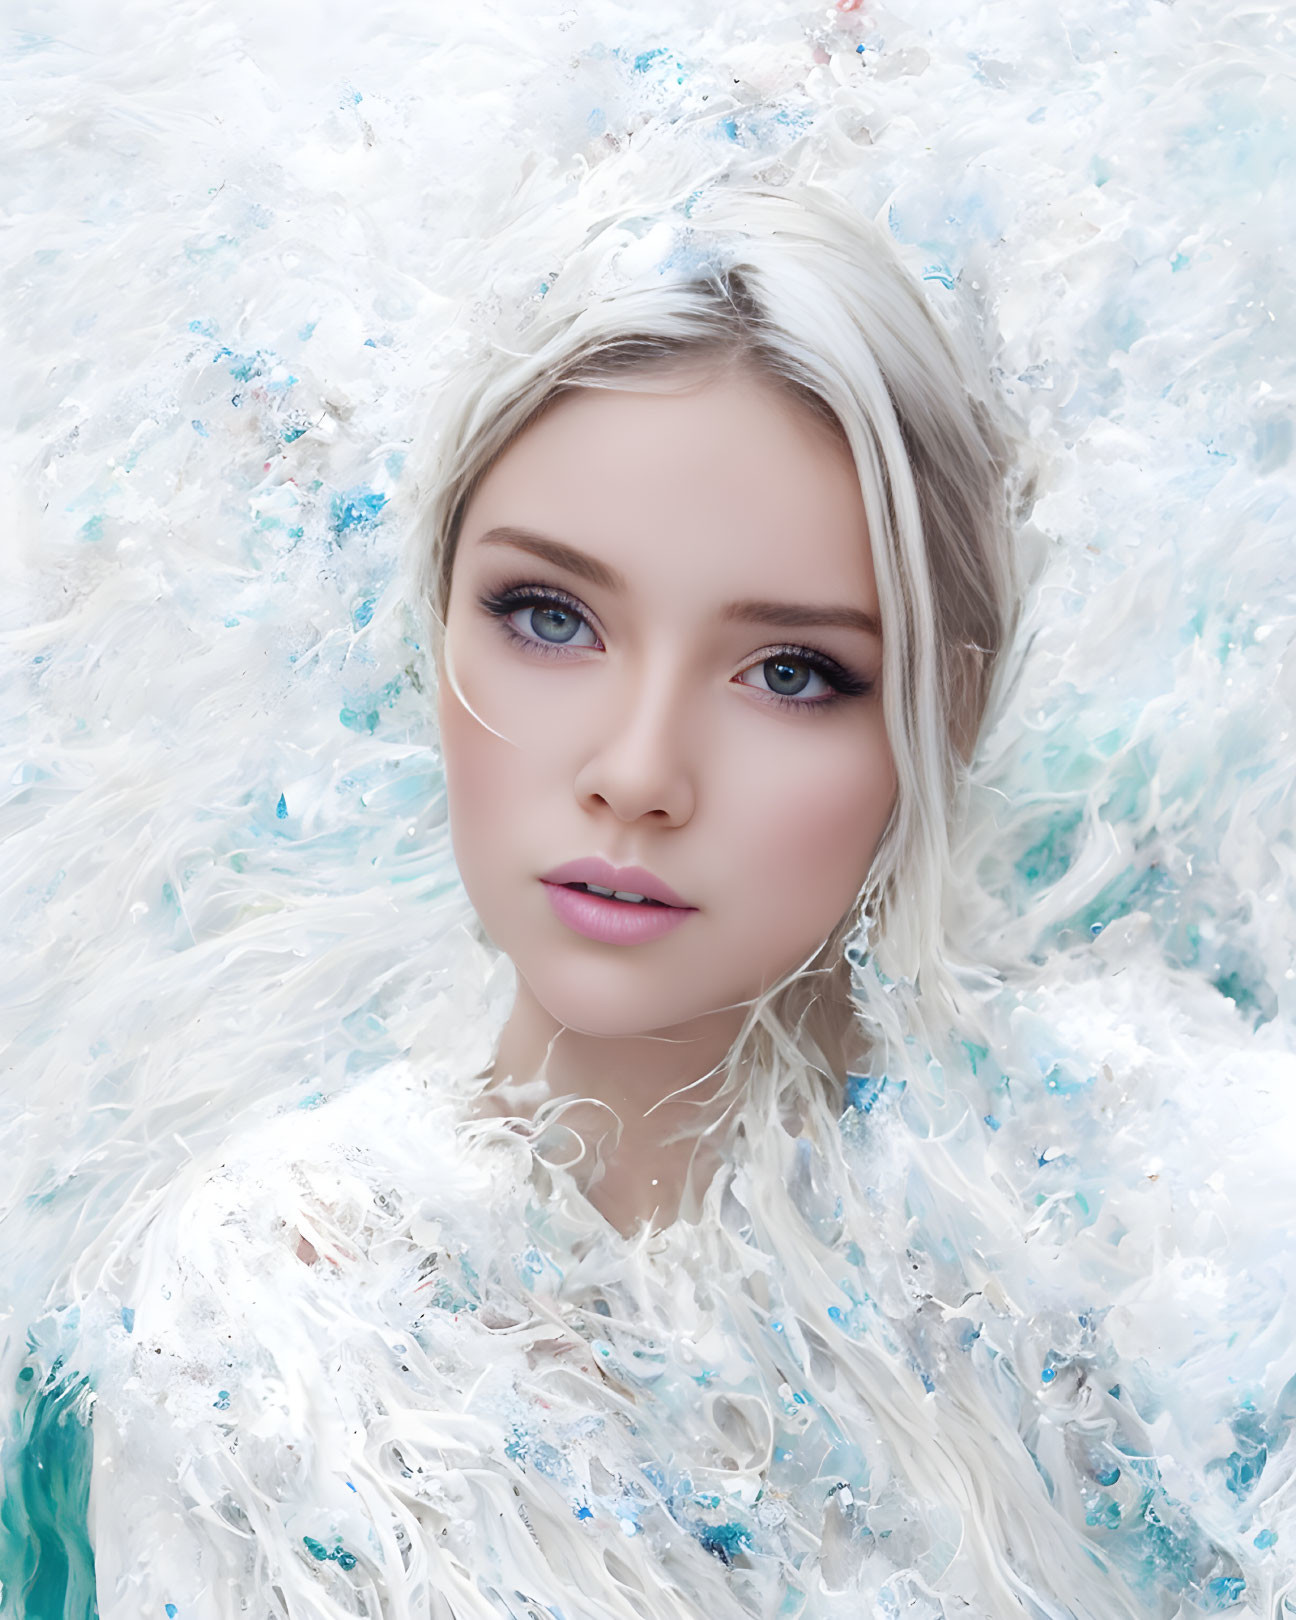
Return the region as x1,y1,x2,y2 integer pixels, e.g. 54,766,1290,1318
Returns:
540,858,694,910
539,857,697,947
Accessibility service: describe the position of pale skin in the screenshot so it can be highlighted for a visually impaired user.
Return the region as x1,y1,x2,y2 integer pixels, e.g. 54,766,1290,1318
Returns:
436,359,897,1234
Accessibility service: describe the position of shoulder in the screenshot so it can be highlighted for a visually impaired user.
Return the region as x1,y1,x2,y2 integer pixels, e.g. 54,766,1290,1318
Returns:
89,1065,519,1408
141,1063,506,1282
77,1067,538,1613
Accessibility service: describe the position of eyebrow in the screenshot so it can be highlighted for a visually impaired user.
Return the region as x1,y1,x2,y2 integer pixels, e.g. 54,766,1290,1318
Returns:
476,524,882,640
719,598,882,639
478,526,625,592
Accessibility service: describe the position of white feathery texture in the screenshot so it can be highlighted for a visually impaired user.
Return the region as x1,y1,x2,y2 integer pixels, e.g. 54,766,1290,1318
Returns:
1,2,1293,1618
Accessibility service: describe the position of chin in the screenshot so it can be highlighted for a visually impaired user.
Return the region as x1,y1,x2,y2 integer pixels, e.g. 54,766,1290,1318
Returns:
522,958,746,1041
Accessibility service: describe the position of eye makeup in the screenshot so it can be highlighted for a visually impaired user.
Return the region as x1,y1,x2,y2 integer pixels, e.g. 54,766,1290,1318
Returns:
736,645,875,712
479,581,606,657
476,577,876,711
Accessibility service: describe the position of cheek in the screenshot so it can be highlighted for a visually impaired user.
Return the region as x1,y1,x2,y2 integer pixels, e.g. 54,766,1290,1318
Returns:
438,653,579,817
436,675,517,902
719,724,896,948
436,657,581,938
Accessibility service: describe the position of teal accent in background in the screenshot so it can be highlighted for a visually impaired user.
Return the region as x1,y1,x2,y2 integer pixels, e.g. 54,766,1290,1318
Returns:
0,1371,98,1619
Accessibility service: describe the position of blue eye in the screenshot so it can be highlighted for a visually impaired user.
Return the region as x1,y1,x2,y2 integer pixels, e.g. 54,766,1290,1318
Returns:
520,604,585,644
765,657,815,696
507,601,599,648
481,584,602,652
737,654,833,702
479,583,872,709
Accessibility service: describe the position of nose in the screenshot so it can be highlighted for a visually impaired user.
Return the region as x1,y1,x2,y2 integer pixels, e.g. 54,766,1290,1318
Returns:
572,660,697,828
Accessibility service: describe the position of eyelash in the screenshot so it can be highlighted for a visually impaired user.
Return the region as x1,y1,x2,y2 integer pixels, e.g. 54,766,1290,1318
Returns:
481,582,605,658
477,581,874,712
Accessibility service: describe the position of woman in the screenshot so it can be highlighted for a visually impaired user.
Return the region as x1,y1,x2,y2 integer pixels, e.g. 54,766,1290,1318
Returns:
4,179,1218,1618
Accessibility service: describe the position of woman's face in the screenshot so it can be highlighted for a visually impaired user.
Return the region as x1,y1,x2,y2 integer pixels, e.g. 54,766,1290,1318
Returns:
437,362,897,1040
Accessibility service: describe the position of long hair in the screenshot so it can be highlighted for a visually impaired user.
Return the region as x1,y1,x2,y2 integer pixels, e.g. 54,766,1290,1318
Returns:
409,173,1138,1617
413,177,1021,1063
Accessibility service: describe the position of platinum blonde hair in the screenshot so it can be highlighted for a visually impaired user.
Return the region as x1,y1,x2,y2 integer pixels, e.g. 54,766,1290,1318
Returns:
413,178,1020,1079
410,174,1138,1615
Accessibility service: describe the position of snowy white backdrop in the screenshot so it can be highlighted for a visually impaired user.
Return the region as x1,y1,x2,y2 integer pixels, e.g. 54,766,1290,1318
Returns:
2,0,1294,1613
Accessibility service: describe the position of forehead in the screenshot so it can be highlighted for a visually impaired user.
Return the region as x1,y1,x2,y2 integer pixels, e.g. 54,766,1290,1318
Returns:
460,367,877,611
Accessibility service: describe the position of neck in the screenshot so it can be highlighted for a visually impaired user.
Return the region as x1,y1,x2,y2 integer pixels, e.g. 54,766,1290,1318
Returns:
481,977,744,1236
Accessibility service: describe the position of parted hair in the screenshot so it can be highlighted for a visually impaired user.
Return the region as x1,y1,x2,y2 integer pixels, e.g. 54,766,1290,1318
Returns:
413,177,1023,1070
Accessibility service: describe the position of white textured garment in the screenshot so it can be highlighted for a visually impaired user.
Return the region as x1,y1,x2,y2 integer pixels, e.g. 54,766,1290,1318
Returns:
79,1062,981,1620
12,1041,1253,1620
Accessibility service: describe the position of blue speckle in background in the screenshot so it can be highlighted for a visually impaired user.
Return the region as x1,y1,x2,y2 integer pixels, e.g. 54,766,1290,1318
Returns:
120,1307,134,1333
298,320,317,341
1014,806,1084,888
339,675,403,736
1254,1529,1277,1549
275,794,287,820
329,488,388,537
844,1073,890,1114
1210,1400,1281,1500
226,351,265,383
922,263,956,290
303,1534,357,1569
340,706,380,735
695,1521,751,1564
187,317,217,338
166,1607,177,1618
353,597,375,629
191,420,208,436
618,43,686,86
